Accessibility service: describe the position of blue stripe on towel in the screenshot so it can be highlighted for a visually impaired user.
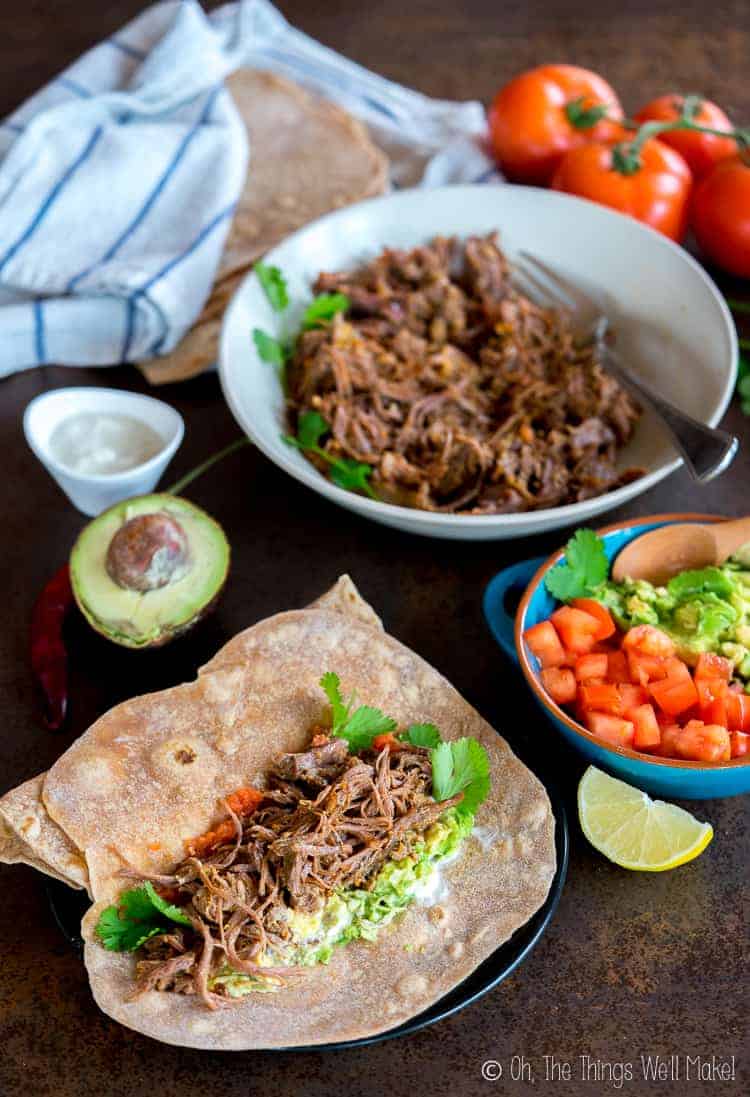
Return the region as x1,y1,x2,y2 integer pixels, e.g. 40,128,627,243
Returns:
67,86,221,292
0,125,103,273
120,297,137,363
33,300,46,364
57,76,93,98
120,200,236,361
1,120,24,134
107,39,147,62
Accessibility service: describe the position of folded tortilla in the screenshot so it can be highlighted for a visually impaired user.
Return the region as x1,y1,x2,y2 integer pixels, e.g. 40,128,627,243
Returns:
139,70,389,385
1,576,555,1048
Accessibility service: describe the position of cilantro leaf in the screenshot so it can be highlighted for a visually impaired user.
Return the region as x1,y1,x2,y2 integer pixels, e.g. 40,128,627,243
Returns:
254,262,289,312
95,886,172,952
143,881,192,927
253,328,286,366
406,723,442,748
319,672,396,751
284,414,378,500
328,457,377,498
430,738,490,818
545,528,609,601
302,293,350,330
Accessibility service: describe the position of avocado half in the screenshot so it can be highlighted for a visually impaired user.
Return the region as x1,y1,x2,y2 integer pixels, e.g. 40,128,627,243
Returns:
70,494,230,649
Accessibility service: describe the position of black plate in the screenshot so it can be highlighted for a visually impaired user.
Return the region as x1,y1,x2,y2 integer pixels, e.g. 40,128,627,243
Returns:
46,780,567,1050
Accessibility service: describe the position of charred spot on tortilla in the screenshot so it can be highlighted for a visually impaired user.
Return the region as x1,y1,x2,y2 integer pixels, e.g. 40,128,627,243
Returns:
93,674,490,1006
174,748,196,765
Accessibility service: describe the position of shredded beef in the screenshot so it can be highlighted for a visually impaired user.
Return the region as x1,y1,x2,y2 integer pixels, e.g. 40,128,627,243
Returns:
286,233,643,513
129,738,458,1005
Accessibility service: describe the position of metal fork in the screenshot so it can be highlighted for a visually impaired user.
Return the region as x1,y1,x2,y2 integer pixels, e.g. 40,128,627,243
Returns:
513,251,738,484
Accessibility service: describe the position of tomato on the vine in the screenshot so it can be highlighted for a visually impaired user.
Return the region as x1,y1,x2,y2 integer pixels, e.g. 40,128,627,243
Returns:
691,155,750,277
551,136,692,241
635,95,736,179
488,64,623,186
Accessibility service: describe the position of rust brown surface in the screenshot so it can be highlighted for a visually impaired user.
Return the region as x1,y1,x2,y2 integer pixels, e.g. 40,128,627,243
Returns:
0,2,748,1095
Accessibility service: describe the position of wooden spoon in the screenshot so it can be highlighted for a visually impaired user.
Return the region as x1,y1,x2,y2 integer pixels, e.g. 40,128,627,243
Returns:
611,517,750,586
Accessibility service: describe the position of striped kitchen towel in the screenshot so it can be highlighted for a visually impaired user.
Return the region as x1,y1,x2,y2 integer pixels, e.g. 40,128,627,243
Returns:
0,0,493,378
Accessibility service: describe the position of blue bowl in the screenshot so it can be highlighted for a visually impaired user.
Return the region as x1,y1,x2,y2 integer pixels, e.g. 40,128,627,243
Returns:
484,514,750,800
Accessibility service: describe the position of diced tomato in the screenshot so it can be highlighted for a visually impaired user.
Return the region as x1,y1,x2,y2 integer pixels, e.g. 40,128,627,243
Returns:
695,676,728,711
570,598,616,640
622,625,676,657
524,620,567,668
656,723,682,756
630,703,662,750
694,652,732,681
701,696,728,728
675,721,731,763
372,733,402,751
664,656,692,682
648,675,699,716
585,711,635,748
540,666,577,705
225,787,265,816
725,690,750,732
627,650,669,686
730,730,750,758
550,606,601,654
618,682,649,713
607,650,630,683
579,683,623,715
574,653,608,682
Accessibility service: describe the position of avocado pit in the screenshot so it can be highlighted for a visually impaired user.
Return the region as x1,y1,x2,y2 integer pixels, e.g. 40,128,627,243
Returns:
106,512,189,592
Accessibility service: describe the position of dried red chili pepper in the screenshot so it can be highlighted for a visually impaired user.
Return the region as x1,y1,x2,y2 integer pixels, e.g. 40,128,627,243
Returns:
30,563,73,730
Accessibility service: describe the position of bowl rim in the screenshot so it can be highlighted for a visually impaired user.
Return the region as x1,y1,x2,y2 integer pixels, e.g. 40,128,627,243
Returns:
515,512,750,772
219,183,738,532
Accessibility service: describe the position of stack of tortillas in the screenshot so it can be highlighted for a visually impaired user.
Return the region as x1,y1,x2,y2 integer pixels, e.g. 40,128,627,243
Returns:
139,70,389,385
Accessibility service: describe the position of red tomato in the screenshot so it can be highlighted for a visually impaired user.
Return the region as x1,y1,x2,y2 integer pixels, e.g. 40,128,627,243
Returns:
691,155,750,277
694,652,732,681
607,650,631,683
570,598,616,640
579,682,623,715
695,676,728,713
675,721,731,763
627,651,669,686
623,625,676,658
541,666,577,705
630,703,662,750
635,95,736,179
585,711,635,748
618,683,649,712
524,620,566,668
574,652,609,682
488,64,623,185
730,730,749,758
649,675,699,716
657,723,683,757
550,606,600,654
552,136,692,241
726,690,750,732
663,656,692,683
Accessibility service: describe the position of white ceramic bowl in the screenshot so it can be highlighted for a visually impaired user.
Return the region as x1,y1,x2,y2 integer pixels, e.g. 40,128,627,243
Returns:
220,184,737,541
24,387,184,516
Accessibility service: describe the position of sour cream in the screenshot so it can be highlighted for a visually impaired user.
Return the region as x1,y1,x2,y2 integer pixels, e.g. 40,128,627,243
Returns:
49,412,164,476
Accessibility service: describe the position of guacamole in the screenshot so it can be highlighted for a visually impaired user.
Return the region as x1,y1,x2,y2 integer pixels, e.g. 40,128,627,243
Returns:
210,809,473,997
595,561,750,684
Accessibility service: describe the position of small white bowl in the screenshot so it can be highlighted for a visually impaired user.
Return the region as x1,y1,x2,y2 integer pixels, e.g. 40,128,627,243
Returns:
219,184,737,541
23,387,184,516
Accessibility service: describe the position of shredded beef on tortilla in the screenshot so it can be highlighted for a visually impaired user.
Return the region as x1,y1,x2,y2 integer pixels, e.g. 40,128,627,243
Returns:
286,233,643,513
129,735,459,1007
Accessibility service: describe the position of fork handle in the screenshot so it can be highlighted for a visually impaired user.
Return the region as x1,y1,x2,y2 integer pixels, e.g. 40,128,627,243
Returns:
599,345,738,484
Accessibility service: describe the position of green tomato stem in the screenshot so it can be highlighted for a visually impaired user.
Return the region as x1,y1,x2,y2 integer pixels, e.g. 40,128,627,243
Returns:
165,437,251,496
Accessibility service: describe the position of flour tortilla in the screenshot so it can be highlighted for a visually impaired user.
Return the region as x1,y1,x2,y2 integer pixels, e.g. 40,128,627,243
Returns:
37,576,555,1049
0,774,89,892
139,70,389,385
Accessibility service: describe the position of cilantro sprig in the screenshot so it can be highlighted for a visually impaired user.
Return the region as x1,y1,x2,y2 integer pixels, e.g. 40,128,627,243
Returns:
254,261,289,312
301,292,350,330
544,528,609,601
253,328,287,367
318,674,489,819
95,881,191,953
285,411,377,499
